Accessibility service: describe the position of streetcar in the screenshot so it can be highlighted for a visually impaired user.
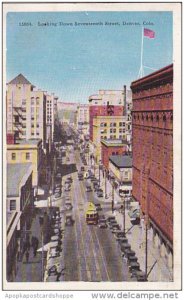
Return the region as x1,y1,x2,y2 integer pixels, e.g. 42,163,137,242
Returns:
85,202,98,225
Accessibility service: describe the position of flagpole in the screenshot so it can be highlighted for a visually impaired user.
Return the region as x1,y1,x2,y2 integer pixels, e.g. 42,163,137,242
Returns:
138,27,144,78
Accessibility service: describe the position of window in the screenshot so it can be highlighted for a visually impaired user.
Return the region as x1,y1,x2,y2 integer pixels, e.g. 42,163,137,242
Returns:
11,153,16,160
119,122,123,127
31,98,34,105
31,124,34,128
123,122,126,127
113,129,116,133
31,107,34,113
110,128,113,133
22,99,26,106
104,123,107,127
119,128,123,133
113,123,116,127
36,124,39,128
36,97,40,105
10,200,16,211
26,153,30,160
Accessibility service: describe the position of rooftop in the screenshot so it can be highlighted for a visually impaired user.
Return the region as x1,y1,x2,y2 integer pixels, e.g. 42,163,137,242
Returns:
101,139,128,147
7,139,42,149
17,139,42,145
7,163,32,196
109,155,132,168
8,74,32,85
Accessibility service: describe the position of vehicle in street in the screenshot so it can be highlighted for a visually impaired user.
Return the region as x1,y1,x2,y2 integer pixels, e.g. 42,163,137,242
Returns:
64,186,71,192
85,202,98,225
65,214,74,226
54,193,61,198
128,208,140,218
78,172,84,180
96,189,103,197
86,185,92,192
94,203,102,211
98,220,107,228
130,217,140,225
66,176,73,183
65,201,73,210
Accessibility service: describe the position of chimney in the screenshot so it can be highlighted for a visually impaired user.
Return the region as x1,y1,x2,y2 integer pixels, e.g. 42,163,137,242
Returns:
123,85,126,116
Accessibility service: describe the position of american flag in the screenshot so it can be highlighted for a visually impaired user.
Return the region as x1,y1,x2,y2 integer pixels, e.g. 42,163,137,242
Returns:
144,28,155,39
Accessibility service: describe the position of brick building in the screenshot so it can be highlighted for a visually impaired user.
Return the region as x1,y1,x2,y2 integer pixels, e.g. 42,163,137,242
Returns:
131,64,173,250
88,89,125,142
101,139,128,170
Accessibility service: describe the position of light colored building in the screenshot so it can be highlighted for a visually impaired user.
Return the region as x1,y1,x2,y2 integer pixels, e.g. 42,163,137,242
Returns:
109,155,132,198
6,162,33,281
77,104,89,138
92,116,129,162
7,139,43,189
46,93,58,144
6,74,47,148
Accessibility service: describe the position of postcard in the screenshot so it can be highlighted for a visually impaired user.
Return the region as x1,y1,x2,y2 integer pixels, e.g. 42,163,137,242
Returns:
2,1,182,294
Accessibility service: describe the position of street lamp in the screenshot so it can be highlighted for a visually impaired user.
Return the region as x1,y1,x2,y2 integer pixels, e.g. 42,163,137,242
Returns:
119,188,126,234
104,168,108,199
111,177,115,213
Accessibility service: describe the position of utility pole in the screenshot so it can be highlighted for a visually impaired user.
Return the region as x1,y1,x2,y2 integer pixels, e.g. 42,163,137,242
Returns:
104,169,108,199
112,180,114,213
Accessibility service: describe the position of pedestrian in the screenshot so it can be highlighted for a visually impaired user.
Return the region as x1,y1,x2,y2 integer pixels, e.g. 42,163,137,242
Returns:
25,250,29,263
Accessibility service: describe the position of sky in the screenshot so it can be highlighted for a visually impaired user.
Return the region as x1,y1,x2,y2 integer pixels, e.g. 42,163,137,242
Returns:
6,11,173,103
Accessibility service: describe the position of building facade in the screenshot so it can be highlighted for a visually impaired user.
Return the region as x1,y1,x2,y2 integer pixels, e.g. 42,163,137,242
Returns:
7,139,43,189
77,104,89,138
101,139,128,169
109,155,132,197
6,74,47,148
7,163,33,281
88,89,125,142
131,64,173,250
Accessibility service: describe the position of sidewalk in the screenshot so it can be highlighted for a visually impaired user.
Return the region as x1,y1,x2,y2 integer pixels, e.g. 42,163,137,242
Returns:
96,168,173,282
15,210,43,282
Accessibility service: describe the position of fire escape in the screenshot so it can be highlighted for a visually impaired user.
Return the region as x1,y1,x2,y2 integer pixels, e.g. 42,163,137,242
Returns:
107,103,114,116
13,106,26,139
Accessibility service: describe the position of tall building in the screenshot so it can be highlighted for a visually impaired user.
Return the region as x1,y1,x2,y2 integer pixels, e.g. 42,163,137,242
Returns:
88,88,132,163
131,64,173,252
77,104,89,138
88,89,125,142
6,74,47,148
46,93,58,147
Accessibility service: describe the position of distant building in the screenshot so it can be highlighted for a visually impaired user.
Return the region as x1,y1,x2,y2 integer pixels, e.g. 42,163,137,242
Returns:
77,104,89,138
46,93,58,151
6,74,47,148
88,89,125,142
131,64,173,251
101,139,128,169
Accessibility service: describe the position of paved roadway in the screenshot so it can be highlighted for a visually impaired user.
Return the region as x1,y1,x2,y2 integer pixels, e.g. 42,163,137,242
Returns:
61,147,130,282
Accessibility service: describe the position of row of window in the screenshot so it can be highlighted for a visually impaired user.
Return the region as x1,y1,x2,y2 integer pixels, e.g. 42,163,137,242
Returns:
101,128,126,133
11,152,30,160
101,135,126,140
100,122,126,127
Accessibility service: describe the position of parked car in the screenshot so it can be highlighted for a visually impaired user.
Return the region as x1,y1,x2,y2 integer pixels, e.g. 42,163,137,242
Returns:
98,221,107,228
64,186,71,192
54,193,61,198
65,214,74,226
86,185,92,192
94,203,102,211
65,177,73,184
65,201,73,210
96,189,103,197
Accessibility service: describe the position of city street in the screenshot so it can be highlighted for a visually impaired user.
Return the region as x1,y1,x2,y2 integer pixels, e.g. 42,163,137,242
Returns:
59,144,130,282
